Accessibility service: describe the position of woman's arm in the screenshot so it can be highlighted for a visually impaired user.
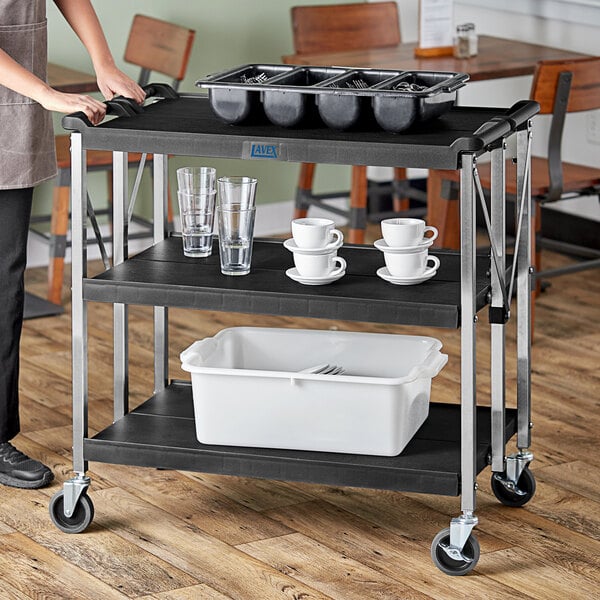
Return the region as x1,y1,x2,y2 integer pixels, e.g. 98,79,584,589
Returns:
53,0,145,103
0,0,145,123
0,48,107,123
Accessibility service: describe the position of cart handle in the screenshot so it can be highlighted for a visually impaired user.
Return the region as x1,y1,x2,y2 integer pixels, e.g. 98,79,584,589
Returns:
61,83,179,130
473,100,540,147
142,82,179,99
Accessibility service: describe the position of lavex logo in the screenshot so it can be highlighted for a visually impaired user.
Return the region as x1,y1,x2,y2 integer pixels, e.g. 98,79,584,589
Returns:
250,143,278,159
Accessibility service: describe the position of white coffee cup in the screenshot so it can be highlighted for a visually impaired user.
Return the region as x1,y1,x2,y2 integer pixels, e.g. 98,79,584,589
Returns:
294,251,346,278
381,218,438,247
292,217,343,249
384,250,440,278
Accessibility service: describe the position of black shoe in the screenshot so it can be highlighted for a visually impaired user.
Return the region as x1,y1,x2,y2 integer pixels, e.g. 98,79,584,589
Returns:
0,442,54,489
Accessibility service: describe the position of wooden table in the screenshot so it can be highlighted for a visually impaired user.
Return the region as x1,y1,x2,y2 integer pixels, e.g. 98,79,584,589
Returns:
284,35,591,247
48,63,98,93
283,35,589,81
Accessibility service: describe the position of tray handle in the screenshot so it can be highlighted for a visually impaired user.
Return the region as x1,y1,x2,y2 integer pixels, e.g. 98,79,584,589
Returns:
409,351,448,381
435,72,470,93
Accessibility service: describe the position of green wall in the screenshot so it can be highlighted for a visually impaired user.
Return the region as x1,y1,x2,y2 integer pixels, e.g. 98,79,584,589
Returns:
39,0,359,219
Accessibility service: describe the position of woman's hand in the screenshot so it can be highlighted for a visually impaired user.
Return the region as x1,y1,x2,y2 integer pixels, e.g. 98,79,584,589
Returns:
36,87,107,125
53,0,146,104
95,63,146,104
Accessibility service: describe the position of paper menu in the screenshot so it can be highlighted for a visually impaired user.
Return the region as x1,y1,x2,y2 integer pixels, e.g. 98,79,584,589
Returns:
418,0,454,50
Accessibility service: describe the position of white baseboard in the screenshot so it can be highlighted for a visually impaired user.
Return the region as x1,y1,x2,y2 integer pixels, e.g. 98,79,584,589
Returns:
26,197,349,268
255,196,349,236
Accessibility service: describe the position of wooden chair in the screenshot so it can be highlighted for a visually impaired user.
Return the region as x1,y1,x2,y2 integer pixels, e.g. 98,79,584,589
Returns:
44,15,195,304
286,2,409,243
427,56,600,317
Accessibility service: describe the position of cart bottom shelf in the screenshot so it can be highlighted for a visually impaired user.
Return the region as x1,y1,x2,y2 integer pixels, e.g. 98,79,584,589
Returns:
84,382,517,497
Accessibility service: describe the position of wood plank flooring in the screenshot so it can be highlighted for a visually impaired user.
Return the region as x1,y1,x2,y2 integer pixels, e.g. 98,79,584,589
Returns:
5,232,599,599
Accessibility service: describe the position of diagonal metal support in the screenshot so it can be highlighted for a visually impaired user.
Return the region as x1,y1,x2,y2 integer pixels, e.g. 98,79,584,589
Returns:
472,166,509,313
86,194,110,270
127,153,148,224
508,132,533,305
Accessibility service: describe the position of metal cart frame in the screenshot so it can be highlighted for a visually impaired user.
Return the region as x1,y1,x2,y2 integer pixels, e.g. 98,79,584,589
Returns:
50,89,539,575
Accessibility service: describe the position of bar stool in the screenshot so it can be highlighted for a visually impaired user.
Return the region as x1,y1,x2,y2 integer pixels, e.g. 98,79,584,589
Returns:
427,56,600,330
39,15,195,304
285,2,410,243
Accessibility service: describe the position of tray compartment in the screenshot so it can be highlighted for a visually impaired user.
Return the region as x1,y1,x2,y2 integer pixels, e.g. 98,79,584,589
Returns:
261,66,347,127
180,327,448,456
371,71,467,133
316,69,400,130
203,64,295,124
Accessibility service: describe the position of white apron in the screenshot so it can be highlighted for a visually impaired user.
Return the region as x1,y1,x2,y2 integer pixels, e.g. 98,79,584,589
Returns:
0,0,56,189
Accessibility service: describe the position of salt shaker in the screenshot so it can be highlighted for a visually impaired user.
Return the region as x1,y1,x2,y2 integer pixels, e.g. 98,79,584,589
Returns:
453,24,470,59
466,23,478,57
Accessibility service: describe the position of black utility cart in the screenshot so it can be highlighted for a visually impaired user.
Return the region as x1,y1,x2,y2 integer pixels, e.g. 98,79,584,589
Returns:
50,83,539,576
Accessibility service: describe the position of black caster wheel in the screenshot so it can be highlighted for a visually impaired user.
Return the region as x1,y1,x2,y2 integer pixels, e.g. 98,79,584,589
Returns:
491,467,536,507
431,527,480,576
49,490,94,534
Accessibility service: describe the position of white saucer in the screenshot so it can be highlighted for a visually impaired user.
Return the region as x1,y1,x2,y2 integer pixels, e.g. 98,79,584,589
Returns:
376,266,438,285
283,237,343,255
374,238,434,254
286,267,346,285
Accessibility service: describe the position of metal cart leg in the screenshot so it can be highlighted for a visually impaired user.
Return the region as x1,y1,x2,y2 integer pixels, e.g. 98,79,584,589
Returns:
515,123,533,453
459,154,477,519
489,142,507,474
70,132,88,476
491,122,536,507
113,151,129,420
49,132,94,534
153,154,169,392
431,153,480,576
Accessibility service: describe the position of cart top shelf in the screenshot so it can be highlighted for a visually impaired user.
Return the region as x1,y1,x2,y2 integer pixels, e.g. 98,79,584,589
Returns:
85,238,494,328
62,90,539,170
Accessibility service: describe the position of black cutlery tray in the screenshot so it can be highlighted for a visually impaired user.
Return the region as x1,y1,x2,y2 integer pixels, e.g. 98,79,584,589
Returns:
196,64,469,133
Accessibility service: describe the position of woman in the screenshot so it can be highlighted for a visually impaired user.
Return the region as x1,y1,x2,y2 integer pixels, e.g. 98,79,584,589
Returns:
0,0,145,488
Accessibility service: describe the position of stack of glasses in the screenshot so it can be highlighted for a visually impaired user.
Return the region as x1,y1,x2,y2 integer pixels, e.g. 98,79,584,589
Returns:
216,176,258,276
176,166,217,258
176,168,258,276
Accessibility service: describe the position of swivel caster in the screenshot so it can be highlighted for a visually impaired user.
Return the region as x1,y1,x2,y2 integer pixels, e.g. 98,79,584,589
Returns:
431,527,480,576
49,490,94,534
491,466,536,507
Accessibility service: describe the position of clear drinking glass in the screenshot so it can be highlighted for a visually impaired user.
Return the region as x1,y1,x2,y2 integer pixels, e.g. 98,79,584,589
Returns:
176,166,217,194
217,176,257,209
177,190,216,257
217,205,256,275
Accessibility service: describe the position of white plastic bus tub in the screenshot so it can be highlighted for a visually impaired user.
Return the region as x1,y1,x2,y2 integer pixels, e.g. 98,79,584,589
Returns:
180,327,448,456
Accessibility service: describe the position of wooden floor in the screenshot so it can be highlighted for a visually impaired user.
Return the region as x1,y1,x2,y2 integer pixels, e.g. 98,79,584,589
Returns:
3,231,599,599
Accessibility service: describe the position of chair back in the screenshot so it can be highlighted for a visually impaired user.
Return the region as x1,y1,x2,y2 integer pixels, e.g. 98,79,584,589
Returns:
124,14,195,90
291,2,400,55
530,56,600,201
531,56,600,114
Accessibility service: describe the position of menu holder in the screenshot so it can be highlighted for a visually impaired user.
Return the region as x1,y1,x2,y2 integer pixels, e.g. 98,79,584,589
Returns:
415,0,454,58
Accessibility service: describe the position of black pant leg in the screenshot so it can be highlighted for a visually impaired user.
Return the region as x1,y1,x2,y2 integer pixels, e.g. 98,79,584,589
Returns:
0,187,33,443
